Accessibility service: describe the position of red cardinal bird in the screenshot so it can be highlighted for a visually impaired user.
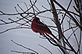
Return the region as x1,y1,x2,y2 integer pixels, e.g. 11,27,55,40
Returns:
31,16,52,35
31,16,59,41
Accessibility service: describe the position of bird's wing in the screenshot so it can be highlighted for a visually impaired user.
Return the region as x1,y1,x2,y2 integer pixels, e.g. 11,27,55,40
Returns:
37,21,52,34
37,21,48,28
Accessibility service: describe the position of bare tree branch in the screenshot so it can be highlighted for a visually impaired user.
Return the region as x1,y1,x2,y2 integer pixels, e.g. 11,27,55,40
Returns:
39,44,52,54
11,40,38,54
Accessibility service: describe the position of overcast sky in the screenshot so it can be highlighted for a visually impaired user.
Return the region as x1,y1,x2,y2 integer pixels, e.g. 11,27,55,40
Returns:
0,0,81,54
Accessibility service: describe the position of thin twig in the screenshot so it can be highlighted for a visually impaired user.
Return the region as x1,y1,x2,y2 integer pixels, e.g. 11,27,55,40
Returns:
24,0,37,13
39,44,52,54
57,48,62,54
0,26,29,34
11,50,35,54
61,0,72,24
53,0,82,31
11,40,38,54
17,4,24,12
14,7,19,13
67,27,78,40
8,18,27,26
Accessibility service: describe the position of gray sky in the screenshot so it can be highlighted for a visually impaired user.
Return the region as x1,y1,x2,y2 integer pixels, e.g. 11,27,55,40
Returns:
0,0,81,54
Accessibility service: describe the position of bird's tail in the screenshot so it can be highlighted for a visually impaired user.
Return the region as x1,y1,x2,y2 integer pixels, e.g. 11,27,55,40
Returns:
50,33,60,42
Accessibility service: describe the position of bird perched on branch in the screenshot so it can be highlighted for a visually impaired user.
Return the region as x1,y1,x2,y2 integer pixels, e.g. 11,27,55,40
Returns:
31,16,59,41
31,16,52,35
